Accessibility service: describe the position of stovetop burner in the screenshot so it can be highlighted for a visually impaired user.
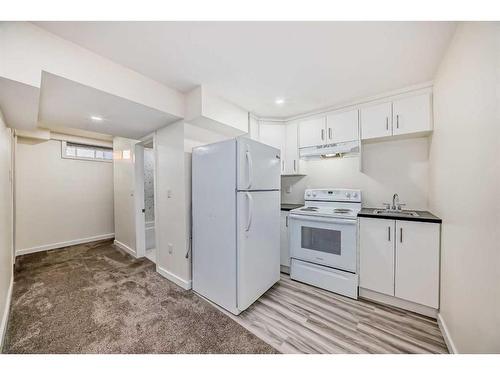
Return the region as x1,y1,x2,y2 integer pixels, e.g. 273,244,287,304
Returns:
333,208,352,214
300,207,318,212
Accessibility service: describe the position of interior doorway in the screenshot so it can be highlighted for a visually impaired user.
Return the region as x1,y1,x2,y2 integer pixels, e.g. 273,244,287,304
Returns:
134,138,156,264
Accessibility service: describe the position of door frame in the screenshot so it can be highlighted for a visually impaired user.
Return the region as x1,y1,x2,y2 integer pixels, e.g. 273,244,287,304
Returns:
134,135,156,260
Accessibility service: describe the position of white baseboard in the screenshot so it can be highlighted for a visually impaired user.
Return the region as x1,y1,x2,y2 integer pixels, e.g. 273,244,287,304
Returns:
359,287,437,318
437,312,458,354
0,273,14,352
157,265,192,290
113,240,137,258
16,233,115,256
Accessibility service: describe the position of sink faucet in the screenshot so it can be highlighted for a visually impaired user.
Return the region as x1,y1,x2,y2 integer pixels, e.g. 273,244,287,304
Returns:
383,193,405,211
392,193,399,211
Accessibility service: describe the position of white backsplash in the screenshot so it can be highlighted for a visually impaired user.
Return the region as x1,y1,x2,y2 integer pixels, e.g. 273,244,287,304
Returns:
281,137,430,210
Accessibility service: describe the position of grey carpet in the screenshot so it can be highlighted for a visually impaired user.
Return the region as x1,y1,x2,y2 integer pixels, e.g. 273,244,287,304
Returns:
3,240,278,354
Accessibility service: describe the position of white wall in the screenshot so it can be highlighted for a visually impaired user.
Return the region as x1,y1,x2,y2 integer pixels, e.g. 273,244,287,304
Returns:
155,121,190,288
113,137,138,255
429,22,500,353
0,22,183,119
282,137,430,209
0,109,13,349
15,138,114,254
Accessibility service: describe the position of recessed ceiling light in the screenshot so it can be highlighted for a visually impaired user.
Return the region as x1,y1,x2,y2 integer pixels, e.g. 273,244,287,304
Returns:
90,115,103,122
275,98,285,105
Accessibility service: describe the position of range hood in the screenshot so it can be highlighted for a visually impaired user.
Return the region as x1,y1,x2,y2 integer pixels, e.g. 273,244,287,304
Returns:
299,140,360,159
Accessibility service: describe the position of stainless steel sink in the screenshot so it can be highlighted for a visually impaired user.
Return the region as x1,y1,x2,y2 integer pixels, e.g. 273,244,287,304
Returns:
373,209,419,217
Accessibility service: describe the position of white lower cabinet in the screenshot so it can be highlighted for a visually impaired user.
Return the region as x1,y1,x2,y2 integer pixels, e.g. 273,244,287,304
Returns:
359,217,440,309
359,218,395,296
280,210,290,271
395,220,440,308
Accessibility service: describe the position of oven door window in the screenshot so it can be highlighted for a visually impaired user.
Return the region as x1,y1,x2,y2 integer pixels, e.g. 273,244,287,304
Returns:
301,226,341,255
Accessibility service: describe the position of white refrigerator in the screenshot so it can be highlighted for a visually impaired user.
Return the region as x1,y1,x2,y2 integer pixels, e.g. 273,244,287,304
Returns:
192,137,281,315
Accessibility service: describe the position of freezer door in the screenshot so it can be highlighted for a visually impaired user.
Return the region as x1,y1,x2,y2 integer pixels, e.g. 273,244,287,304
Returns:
237,137,281,191
237,191,280,312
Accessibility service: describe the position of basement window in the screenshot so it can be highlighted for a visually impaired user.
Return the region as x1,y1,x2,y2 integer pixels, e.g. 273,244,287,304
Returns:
61,141,113,162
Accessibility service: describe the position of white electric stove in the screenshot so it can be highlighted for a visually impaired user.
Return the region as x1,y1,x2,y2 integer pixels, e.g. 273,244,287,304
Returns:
288,188,362,299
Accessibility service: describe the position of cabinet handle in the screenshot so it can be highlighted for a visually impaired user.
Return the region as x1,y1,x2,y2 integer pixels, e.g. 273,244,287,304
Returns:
388,226,391,241
321,129,325,141
396,114,400,129
286,215,288,227
293,159,296,172
386,117,389,130
328,128,332,140
400,227,403,243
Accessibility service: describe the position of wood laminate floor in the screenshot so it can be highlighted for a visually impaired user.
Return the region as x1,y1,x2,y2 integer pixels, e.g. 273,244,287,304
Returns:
230,274,449,354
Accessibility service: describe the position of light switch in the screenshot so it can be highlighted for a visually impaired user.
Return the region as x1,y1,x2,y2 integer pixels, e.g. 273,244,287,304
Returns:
286,185,292,194
168,243,173,254
167,189,172,198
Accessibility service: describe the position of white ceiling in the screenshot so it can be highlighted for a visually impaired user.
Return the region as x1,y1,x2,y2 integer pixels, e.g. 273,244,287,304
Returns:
0,77,40,130
39,72,181,139
34,21,456,118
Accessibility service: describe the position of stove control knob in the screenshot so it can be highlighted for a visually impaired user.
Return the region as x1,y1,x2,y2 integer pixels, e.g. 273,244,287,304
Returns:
312,192,317,197
345,192,351,198
306,192,311,197
352,192,358,198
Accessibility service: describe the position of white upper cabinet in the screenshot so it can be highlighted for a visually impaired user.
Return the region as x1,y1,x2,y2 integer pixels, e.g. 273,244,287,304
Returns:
327,109,359,143
259,122,286,173
360,102,392,140
259,122,285,150
395,221,440,308
284,122,302,175
298,117,327,148
392,93,432,136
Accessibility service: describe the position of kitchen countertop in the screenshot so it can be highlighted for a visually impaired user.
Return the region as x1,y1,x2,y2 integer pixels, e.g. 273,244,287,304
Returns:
281,203,303,211
358,207,442,223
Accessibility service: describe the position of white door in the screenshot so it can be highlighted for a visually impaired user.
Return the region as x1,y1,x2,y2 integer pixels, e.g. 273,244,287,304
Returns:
359,218,395,296
393,93,432,136
360,102,392,140
237,137,281,191
280,210,290,268
237,191,280,311
327,109,359,143
298,117,327,148
284,122,299,175
259,122,286,174
395,221,440,308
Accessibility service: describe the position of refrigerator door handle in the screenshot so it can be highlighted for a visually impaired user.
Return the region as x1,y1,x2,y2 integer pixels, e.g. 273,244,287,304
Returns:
245,149,253,189
245,192,253,232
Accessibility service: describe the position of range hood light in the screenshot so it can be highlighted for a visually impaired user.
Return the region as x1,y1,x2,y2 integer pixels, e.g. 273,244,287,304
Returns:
322,153,342,159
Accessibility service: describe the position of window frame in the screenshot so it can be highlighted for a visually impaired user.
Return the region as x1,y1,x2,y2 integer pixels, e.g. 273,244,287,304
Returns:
61,141,113,163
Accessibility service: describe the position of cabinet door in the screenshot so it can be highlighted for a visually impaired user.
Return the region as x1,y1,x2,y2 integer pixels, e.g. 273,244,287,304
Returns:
395,221,440,308
360,102,392,140
298,117,326,148
359,218,395,296
327,109,359,143
284,122,299,175
392,93,432,136
280,211,290,267
259,122,286,173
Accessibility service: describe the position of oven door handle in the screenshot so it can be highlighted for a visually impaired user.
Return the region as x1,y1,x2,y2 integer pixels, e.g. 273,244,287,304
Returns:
288,214,357,225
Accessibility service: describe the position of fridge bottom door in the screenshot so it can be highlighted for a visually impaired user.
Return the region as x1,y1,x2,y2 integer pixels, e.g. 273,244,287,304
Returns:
237,190,280,312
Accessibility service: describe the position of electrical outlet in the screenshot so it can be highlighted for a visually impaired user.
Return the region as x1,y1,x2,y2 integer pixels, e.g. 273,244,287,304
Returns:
168,243,173,254
167,189,172,198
